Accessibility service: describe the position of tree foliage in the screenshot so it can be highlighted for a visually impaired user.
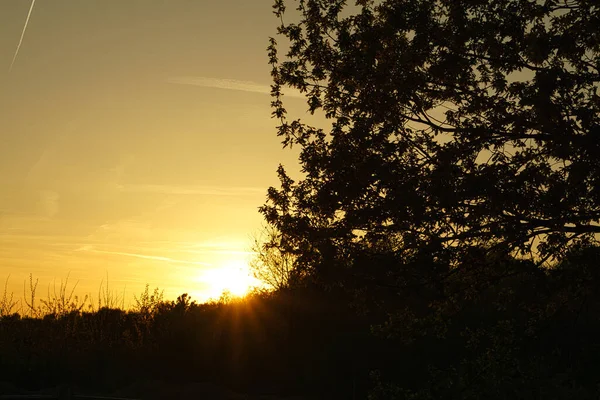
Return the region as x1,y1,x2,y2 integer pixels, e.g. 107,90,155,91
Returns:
261,2,600,396
250,225,300,290
261,0,600,282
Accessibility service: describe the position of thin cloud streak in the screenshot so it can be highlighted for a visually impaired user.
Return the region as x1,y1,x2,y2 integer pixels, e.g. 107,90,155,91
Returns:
117,183,265,197
167,76,304,98
9,0,36,72
183,249,255,256
62,241,252,257
77,246,213,267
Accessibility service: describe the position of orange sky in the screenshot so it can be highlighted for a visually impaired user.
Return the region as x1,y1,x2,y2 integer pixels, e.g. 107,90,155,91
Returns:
0,0,309,304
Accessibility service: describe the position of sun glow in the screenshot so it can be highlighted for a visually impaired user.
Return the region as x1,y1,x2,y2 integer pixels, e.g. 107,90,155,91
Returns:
202,259,258,299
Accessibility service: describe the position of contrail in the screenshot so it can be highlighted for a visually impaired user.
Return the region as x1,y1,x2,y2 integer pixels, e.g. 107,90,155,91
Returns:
117,183,265,196
167,76,304,98
76,245,213,267
8,0,36,72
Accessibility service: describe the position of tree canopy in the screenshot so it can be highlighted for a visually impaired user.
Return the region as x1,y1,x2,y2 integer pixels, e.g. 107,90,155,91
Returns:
261,0,600,284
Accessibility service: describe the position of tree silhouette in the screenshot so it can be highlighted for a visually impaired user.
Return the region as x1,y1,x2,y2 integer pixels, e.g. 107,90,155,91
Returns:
250,224,300,290
260,3,600,396
261,0,600,279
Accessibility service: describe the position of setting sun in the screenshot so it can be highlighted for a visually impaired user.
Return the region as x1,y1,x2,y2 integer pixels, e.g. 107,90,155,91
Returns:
201,259,259,299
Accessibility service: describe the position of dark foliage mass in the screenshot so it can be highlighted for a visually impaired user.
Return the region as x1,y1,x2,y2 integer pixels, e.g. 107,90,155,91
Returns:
1,248,600,398
0,288,374,398
1,0,599,398
262,0,599,276
257,0,600,397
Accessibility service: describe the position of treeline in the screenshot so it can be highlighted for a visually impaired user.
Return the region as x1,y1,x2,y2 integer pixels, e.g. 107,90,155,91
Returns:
0,284,374,398
0,245,599,398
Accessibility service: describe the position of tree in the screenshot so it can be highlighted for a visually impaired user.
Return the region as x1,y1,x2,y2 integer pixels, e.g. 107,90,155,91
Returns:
261,0,600,284
261,3,600,395
250,224,300,290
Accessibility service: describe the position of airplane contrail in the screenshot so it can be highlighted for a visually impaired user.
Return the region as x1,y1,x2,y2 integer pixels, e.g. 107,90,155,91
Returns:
167,76,304,98
8,0,36,72
76,245,213,267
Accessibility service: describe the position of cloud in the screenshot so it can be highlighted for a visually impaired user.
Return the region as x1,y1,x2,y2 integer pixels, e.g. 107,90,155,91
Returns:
76,245,212,267
74,242,251,257
117,183,265,197
184,249,254,256
38,191,59,218
86,220,157,244
167,76,304,98
176,240,253,255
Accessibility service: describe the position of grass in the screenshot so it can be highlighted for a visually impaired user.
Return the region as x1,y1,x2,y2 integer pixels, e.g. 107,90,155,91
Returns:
19,273,90,318
0,275,18,317
132,284,164,316
0,273,151,319
0,272,338,396
1,272,246,319
91,273,127,312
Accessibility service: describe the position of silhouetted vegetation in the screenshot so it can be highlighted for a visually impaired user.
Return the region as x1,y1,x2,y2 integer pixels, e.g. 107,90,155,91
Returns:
0,280,375,398
1,0,599,398
260,0,599,397
265,0,599,267
1,246,600,398
250,224,302,290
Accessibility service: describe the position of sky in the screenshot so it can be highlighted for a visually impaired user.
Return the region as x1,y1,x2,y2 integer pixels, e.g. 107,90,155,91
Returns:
0,0,307,304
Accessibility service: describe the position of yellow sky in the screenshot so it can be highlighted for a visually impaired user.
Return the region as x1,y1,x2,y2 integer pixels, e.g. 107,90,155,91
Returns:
0,0,309,304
